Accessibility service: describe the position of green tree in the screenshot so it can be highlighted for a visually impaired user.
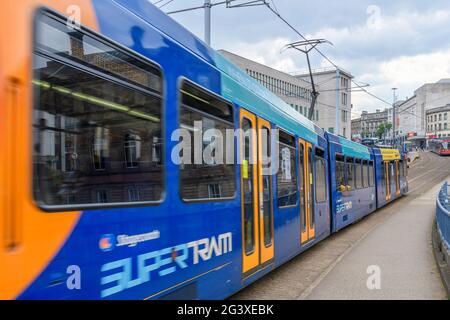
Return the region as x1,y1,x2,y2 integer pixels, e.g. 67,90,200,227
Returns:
376,123,386,139
362,130,370,138
376,122,393,140
385,123,392,132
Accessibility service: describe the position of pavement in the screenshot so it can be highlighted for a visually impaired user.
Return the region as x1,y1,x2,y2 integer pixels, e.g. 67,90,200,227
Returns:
304,181,447,300
232,151,450,300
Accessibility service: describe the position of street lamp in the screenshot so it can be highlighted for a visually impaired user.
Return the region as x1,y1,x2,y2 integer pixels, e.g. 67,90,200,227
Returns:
392,88,397,147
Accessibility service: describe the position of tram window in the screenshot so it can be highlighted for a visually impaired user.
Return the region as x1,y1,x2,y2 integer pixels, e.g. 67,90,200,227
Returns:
277,131,298,207
242,118,254,255
308,146,315,228
299,144,306,233
355,159,363,189
179,81,235,201
369,161,375,187
33,13,163,208
35,13,162,93
381,161,386,186
389,162,394,180
362,160,369,188
402,160,408,177
345,157,354,190
261,126,273,247
402,160,408,178
335,154,346,192
315,149,327,203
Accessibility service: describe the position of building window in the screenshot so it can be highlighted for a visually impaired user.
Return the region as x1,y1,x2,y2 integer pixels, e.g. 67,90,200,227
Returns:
152,136,162,164
128,188,140,202
208,184,221,199
341,93,348,106
341,110,349,123
92,127,109,171
96,190,108,203
33,12,163,207
179,81,236,201
124,133,141,168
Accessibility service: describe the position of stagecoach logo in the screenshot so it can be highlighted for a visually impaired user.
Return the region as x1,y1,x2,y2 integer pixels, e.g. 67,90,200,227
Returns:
99,234,115,252
336,199,353,214
99,231,161,252
99,232,233,298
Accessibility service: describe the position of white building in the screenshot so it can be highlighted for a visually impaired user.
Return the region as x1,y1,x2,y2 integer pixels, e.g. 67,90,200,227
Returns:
395,78,450,146
219,50,352,138
426,105,450,138
295,67,353,138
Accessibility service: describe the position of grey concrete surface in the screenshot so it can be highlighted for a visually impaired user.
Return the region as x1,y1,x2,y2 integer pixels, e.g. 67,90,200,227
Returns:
304,182,447,300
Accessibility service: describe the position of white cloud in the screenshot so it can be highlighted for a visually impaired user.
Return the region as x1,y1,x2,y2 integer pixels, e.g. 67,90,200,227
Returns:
379,50,450,89
223,37,298,73
350,49,450,111
307,8,450,60
222,7,450,113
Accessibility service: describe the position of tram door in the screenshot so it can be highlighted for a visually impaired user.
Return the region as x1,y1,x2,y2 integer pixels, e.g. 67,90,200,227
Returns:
240,110,274,275
299,139,315,244
395,161,401,196
385,161,391,201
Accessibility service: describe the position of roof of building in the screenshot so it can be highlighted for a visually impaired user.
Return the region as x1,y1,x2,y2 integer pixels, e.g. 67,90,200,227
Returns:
218,49,313,87
291,66,353,80
426,104,450,114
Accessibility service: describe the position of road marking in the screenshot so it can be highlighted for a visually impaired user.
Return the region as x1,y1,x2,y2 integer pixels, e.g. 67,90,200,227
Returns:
409,169,450,194
409,168,440,183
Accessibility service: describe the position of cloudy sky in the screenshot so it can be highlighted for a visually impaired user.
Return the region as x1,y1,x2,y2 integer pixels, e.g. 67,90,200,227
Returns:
153,0,450,118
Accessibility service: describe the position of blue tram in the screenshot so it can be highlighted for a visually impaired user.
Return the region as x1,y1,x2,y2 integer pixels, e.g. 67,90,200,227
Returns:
0,0,407,300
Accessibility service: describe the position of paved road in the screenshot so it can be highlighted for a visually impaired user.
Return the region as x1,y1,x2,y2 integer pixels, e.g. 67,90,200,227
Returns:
231,151,450,300
305,182,446,300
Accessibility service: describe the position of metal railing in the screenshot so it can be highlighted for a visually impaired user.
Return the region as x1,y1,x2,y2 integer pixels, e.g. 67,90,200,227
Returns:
436,182,450,250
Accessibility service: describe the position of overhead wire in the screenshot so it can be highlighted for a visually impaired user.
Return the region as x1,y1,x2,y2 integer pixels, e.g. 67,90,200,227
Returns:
262,2,393,107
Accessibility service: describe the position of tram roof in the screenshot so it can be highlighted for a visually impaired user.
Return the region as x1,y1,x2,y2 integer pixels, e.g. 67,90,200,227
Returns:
327,133,372,160
379,148,401,161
